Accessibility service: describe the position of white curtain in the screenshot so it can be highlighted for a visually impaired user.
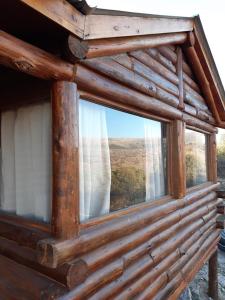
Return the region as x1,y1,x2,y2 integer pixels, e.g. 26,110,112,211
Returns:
145,120,165,201
0,103,51,222
79,100,111,221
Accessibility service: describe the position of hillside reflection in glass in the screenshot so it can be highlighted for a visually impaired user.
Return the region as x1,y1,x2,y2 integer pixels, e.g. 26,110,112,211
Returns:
185,129,207,188
79,99,167,221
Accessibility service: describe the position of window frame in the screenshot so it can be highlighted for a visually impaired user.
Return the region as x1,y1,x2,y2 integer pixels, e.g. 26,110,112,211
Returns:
0,81,216,242
78,90,173,230
0,95,52,245
185,125,211,193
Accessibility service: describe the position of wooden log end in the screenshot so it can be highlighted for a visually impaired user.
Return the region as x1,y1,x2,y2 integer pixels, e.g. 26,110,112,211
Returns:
216,190,225,198
183,31,195,48
216,215,225,229
66,259,88,289
64,34,89,62
217,202,225,214
37,239,57,268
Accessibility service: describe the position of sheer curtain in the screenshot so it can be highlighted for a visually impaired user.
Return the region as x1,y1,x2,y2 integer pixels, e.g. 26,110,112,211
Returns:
79,100,111,221
0,103,51,222
144,120,165,201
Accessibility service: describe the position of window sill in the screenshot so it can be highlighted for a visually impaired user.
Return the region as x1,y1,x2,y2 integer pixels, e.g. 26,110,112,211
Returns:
186,181,213,195
80,194,172,231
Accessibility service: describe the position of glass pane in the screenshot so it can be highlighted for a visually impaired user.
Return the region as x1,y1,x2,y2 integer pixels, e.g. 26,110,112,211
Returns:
0,103,52,223
79,99,167,221
185,129,207,188
217,128,225,188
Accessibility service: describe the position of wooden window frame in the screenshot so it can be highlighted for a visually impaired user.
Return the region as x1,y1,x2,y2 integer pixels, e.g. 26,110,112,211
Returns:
0,79,217,244
185,124,215,194
78,90,174,230
0,81,52,245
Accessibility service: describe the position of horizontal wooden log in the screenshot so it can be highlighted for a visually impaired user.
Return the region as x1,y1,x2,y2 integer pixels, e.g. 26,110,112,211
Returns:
67,32,188,59
57,260,124,300
184,45,220,123
183,113,216,132
158,46,194,79
129,50,209,112
0,30,74,81
0,255,67,299
37,184,218,269
146,48,176,73
79,194,216,276
91,53,212,124
38,199,179,268
74,64,182,120
89,210,216,300
173,233,220,299
116,250,180,300
0,236,88,289
114,53,179,96
216,215,225,229
158,46,206,96
82,57,179,108
156,230,219,300
88,255,155,300
184,182,219,204
0,219,50,249
136,273,168,300
83,56,213,124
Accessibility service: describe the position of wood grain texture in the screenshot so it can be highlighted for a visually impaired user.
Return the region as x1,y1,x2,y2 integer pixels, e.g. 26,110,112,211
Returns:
171,120,185,198
51,81,79,239
0,254,67,299
208,250,218,300
84,15,193,40
84,32,188,58
0,30,74,81
0,36,220,299
20,0,85,38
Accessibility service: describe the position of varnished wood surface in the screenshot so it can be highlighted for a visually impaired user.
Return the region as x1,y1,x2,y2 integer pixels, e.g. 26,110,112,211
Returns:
0,30,74,81
20,0,85,38
0,30,221,299
52,81,79,239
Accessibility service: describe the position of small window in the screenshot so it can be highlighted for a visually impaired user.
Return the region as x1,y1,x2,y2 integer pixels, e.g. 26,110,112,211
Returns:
217,128,225,184
185,128,207,188
79,99,167,221
0,102,51,222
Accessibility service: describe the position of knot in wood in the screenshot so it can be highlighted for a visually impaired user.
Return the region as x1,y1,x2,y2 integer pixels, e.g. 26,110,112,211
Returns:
14,60,34,72
113,26,119,31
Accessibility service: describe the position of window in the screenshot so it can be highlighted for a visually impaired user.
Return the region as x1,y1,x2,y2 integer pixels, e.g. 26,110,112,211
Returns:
79,99,167,221
185,128,207,188
0,102,51,222
217,128,225,184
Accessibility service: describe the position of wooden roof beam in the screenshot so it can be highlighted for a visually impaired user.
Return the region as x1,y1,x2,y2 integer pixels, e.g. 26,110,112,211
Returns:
84,15,194,40
19,0,194,40
65,32,189,61
20,0,85,38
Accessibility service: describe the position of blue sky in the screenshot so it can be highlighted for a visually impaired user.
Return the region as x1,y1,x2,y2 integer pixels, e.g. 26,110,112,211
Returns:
106,106,161,138
88,0,225,87
80,99,161,138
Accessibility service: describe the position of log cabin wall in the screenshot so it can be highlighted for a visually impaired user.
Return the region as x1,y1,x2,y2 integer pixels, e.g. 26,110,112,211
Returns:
37,45,221,299
0,30,223,299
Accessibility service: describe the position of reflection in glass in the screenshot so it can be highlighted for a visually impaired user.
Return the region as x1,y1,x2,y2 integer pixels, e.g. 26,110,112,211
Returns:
217,128,225,182
185,129,207,188
79,99,167,221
